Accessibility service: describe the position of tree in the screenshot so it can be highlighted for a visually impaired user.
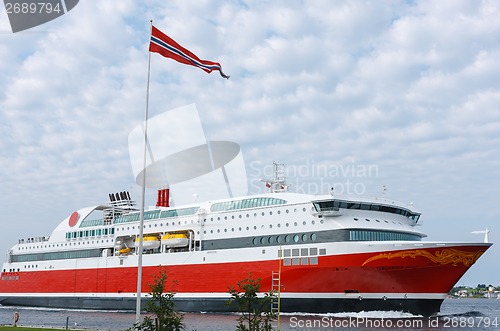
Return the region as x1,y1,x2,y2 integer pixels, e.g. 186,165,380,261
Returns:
226,273,277,331
132,268,184,331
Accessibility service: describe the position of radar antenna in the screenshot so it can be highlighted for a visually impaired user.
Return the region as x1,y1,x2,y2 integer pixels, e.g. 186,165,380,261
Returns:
261,162,289,193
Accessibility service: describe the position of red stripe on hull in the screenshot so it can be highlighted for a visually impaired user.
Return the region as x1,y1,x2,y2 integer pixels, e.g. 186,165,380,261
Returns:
0,244,489,296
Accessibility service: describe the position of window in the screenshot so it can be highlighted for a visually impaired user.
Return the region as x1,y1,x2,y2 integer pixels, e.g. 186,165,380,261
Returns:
210,197,287,212
314,199,421,220
159,207,199,219
349,230,421,242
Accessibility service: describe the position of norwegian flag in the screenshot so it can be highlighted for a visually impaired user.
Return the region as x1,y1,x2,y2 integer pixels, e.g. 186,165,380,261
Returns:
149,26,229,79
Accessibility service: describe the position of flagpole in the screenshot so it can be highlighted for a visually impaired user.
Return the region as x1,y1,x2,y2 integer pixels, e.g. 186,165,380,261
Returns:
136,19,153,324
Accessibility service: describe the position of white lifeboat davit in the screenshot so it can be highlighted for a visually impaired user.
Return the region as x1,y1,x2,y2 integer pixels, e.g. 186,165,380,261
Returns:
161,233,189,248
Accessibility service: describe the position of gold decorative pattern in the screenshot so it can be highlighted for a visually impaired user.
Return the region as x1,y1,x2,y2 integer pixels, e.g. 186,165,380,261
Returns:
362,248,485,267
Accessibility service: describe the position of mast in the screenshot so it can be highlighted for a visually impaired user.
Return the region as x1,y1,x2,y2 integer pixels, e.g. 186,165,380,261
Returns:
262,162,289,193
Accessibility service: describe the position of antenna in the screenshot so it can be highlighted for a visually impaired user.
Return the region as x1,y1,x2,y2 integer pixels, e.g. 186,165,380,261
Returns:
260,162,289,193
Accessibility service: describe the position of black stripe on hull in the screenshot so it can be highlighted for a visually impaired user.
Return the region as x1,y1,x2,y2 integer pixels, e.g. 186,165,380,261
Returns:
0,296,443,316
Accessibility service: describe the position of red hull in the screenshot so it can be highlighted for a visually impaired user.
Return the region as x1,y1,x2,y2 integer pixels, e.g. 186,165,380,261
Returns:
0,245,488,296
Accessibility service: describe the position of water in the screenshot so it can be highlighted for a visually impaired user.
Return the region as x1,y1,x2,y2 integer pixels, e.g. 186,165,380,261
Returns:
1,299,499,330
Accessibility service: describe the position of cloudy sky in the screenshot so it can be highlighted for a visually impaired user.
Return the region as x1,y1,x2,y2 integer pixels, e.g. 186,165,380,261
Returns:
1,0,499,286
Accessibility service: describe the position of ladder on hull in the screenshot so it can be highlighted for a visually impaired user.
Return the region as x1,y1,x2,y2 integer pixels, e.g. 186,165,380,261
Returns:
271,271,280,314
270,269,282,331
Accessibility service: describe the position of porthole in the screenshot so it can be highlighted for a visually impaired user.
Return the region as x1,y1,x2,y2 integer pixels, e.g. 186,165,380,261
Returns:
224,229,227,232
365,219,370,222
246,214,249,218
311,233,317,241
254,213,257,217
284,235,291,243
232,215,235,219
303,221,306,225
231,228,235,232
269,224,273,228
312,220,315,225
260,237,266,245
269,211,273,215
252,238,258,245
246,226,249,230
261,212,265,216
217,217,221,221
268,236,274,244
303,208,306,212
277,210,281,214
353,218,358,221
286,209,289,213
286,223,289,227
293,234,300,242
302,234,308,242
276,236,282,243
294,222,298,226
254,226,257,230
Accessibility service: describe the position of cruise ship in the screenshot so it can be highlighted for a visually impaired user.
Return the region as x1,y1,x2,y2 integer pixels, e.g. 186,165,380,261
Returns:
0,169,491,316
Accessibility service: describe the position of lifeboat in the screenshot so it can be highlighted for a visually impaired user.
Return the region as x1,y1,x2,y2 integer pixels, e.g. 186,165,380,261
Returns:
118,247,131,255
135,235,160,250
161,233,189,248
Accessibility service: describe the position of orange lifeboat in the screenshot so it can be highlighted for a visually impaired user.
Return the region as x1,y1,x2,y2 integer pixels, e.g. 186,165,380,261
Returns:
135,235,160,250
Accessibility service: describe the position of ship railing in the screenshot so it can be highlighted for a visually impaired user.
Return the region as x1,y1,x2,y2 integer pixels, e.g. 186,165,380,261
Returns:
102,206,137,225
311,207,342,217
18,236,49,245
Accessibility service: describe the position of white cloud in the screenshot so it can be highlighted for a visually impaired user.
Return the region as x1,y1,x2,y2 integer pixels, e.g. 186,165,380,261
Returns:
0,0,499,286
